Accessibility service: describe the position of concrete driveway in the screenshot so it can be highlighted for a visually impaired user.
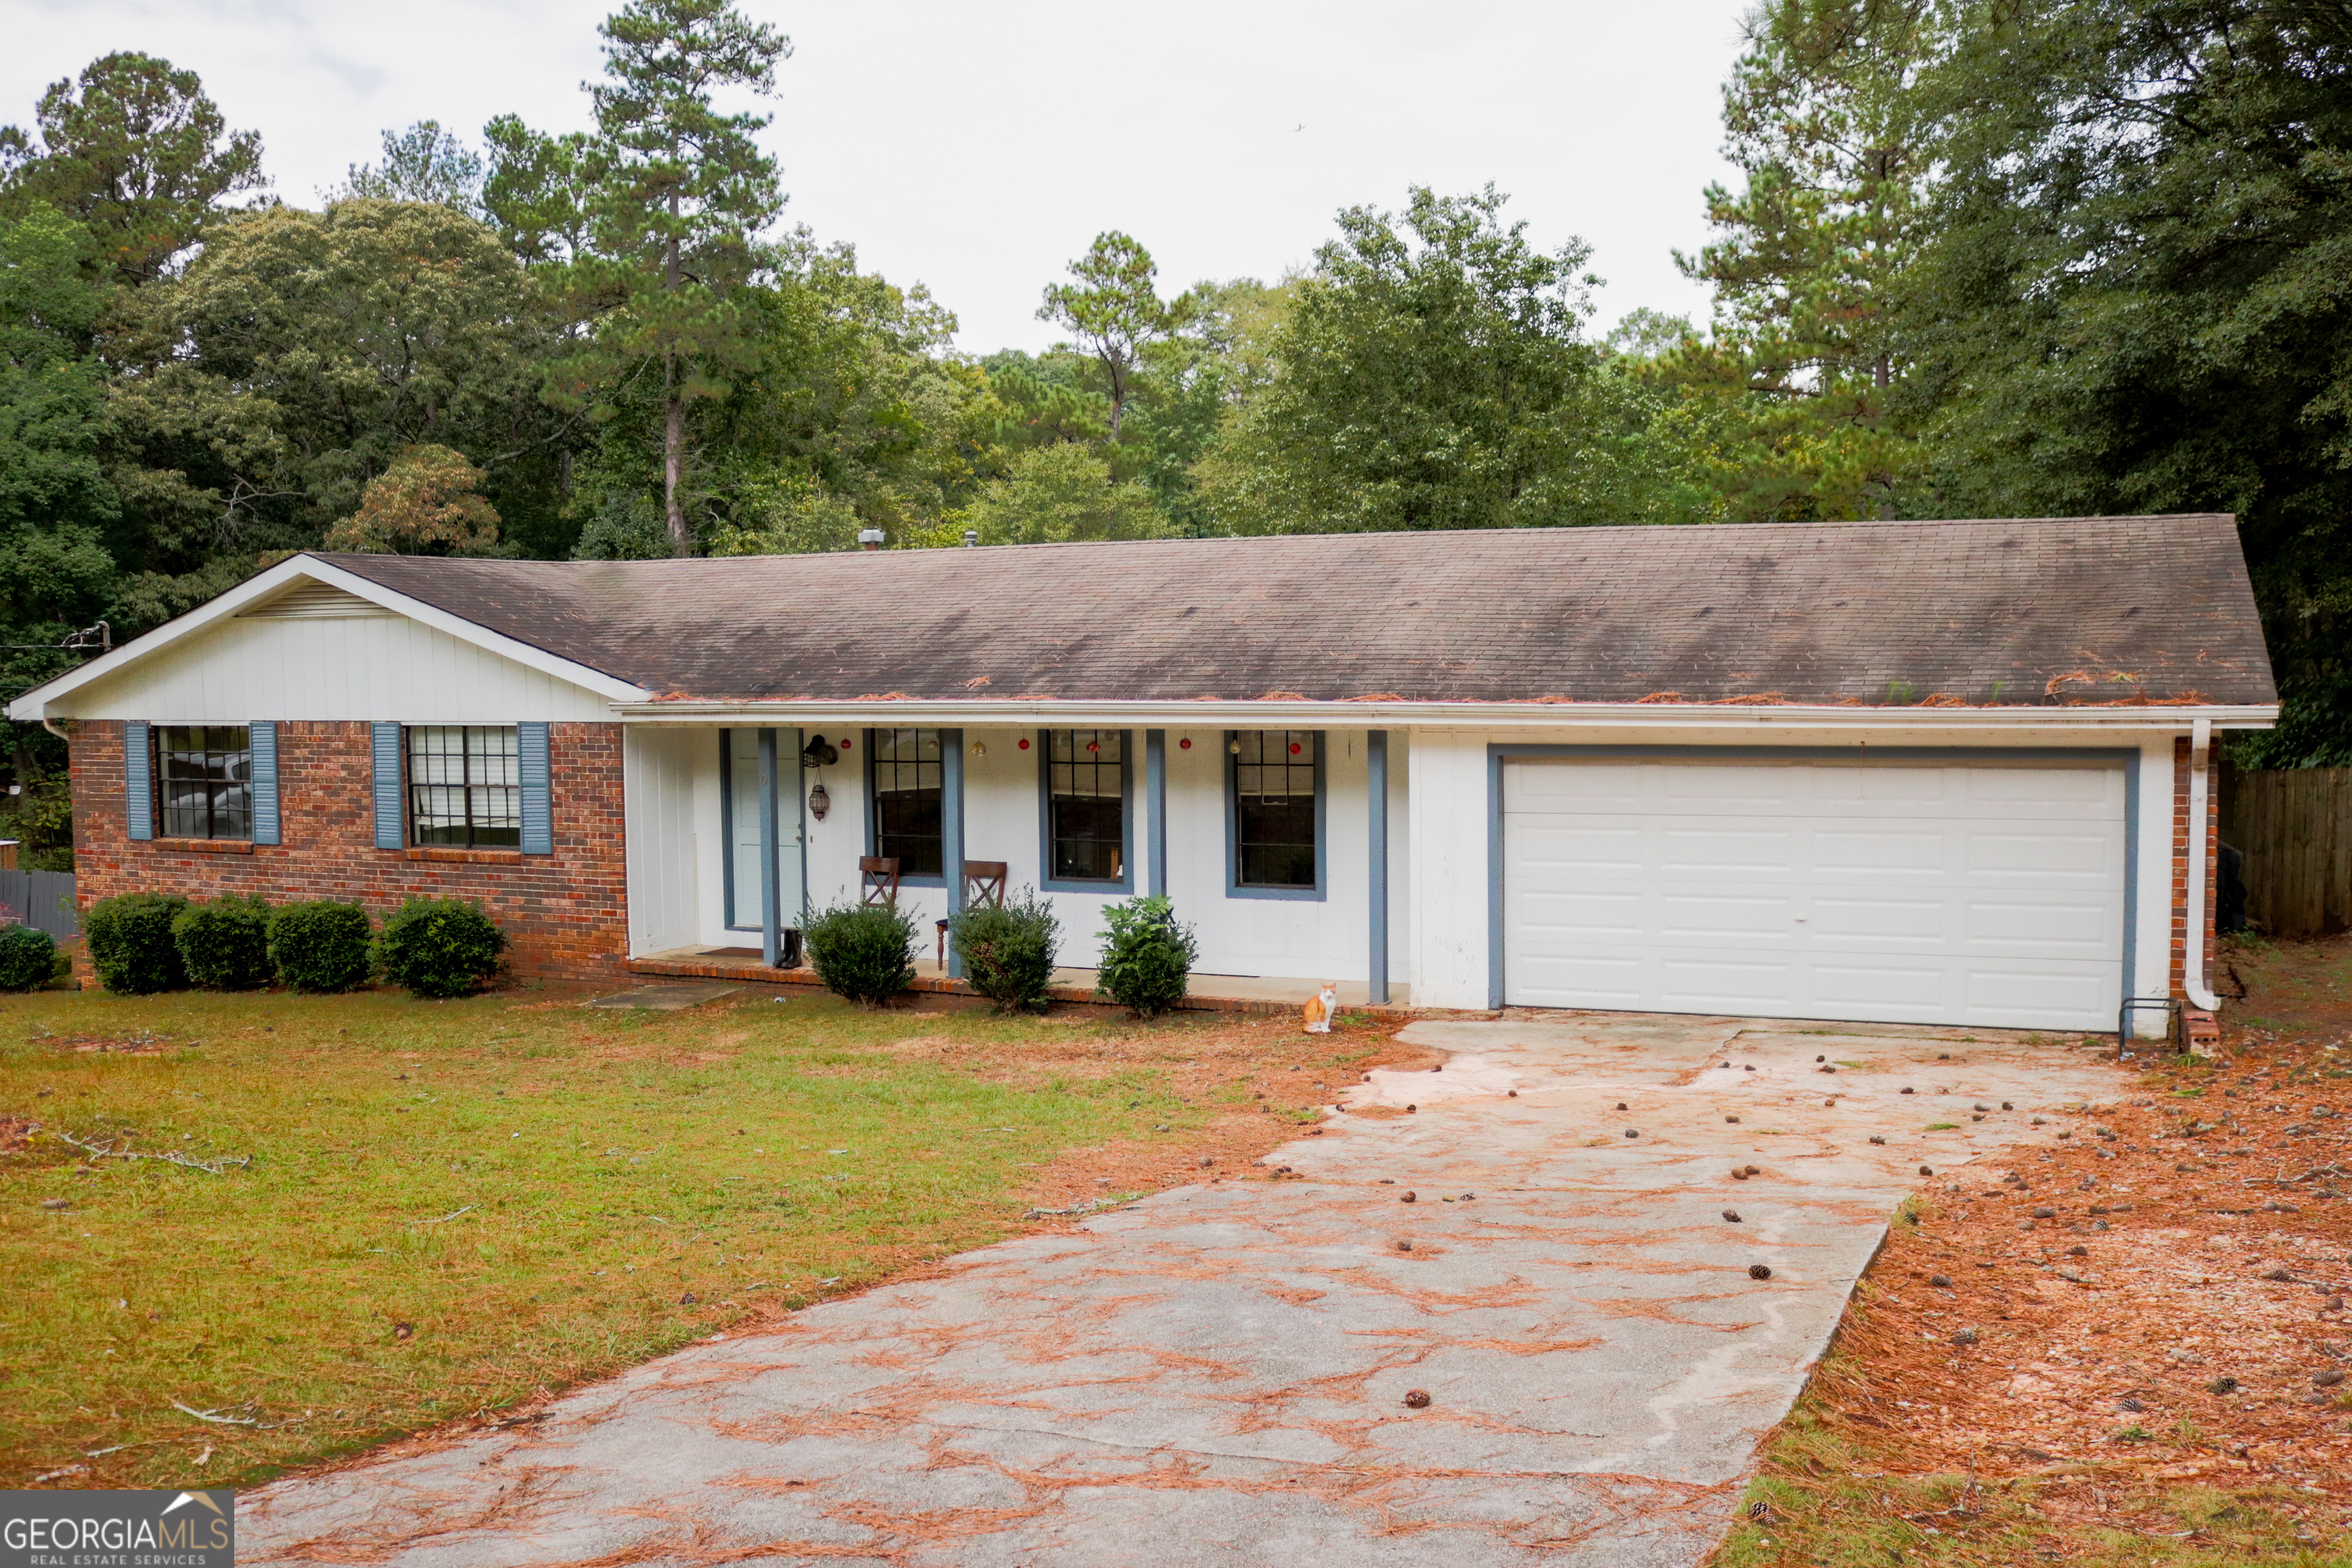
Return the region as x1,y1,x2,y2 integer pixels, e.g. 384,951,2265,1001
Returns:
243,1014,2127,1567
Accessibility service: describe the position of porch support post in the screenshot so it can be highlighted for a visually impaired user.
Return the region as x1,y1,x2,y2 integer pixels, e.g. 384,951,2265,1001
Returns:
1145,728,1167,899
757,727,782,969
942,727,966,979
1367,729,1390,1005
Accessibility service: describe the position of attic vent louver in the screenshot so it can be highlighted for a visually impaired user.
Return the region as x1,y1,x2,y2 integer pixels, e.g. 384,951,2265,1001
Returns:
240,581,396,619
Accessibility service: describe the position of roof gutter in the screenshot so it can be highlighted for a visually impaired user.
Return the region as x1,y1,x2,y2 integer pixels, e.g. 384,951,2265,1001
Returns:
607,698,2280,730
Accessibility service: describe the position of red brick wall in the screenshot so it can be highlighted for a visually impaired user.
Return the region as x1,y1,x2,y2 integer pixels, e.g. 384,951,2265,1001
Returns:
2167,733,2220,1000
69,721,629,987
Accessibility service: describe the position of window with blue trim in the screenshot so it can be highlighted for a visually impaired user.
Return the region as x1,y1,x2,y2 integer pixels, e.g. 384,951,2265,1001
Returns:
158,726,250,840
406,725,520,848
868,728,944,877
1045,729,1126,884
1233,730,1318,889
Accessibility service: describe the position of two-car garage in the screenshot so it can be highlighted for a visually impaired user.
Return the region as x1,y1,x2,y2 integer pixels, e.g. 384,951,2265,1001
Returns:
1499,755,2132,1031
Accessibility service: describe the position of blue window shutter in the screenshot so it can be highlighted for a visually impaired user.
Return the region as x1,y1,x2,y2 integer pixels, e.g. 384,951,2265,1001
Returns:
371,723,403,849
250,721,279,845
124,721,152,841
518,723,552,854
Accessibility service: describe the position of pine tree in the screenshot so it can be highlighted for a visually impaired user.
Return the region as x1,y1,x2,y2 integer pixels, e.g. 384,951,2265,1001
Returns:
1674,0,1941,519
570,0,791,554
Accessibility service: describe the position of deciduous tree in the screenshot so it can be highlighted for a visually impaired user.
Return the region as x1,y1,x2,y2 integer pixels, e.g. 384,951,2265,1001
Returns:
964,442,1168,545
1197,186,1695,533
104,200,564,583
0,202,117,864
324,445,501,554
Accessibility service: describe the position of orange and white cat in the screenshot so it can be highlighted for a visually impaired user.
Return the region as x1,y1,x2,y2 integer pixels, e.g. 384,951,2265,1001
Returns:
1302,982,1338,1034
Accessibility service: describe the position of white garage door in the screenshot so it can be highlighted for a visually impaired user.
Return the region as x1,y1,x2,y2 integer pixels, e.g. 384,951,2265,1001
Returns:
1501,759,2127,1031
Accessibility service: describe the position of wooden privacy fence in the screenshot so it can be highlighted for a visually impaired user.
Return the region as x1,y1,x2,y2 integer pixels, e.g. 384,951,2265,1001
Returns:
2227,768,2352,939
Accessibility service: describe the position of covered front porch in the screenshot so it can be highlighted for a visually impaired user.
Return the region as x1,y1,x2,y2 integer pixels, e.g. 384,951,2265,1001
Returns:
619,719,1410,1008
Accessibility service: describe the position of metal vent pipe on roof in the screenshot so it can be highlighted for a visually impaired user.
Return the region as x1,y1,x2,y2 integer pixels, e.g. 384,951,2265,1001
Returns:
857,528,886,551
963,530,978,547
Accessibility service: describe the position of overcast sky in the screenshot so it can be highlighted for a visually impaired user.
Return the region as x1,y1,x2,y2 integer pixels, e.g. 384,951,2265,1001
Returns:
0,0,1756,354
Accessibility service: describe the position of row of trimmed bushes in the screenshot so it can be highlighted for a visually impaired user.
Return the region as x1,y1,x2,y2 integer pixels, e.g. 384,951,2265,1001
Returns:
803,889,1197,1016
6,884,1192,1011
77,893,506,999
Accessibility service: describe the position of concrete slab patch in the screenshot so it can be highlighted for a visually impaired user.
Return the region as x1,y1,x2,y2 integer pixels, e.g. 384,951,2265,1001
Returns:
586,982,741,1011
240,1013,2132,1568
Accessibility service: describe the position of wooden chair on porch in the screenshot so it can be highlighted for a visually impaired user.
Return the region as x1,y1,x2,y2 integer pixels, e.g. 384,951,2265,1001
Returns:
963,861,1008,909
935,863,1011,964
859,856,901,907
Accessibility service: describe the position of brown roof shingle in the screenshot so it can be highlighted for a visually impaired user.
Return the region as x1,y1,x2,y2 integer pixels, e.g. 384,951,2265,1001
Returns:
315,515,2275,707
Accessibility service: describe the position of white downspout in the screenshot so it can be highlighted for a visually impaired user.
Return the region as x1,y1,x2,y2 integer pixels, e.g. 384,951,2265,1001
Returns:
2184,718,2220,1011
41,717,71,744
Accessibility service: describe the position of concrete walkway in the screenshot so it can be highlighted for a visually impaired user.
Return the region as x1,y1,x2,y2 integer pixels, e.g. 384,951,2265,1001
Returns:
242,1014,2126,1566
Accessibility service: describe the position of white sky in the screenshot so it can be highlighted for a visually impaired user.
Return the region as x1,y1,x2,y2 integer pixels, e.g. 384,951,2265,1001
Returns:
0,0,1755,354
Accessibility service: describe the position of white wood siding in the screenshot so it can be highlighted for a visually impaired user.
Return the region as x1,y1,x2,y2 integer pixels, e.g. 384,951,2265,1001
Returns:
65,615,615,722
1406,730,1494,1009
624,727,702,956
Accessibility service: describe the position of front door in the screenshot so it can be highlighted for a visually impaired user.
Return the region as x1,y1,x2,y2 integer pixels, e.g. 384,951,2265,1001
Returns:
725,728,805,933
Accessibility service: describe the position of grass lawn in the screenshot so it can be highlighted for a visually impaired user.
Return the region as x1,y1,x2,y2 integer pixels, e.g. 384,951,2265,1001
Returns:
1,984,1380,1491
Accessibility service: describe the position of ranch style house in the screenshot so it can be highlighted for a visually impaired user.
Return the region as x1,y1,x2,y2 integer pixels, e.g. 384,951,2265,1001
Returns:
6,516,2276,1036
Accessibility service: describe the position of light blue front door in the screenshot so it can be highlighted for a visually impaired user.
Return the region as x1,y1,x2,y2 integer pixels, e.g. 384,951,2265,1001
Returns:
725,729,805,932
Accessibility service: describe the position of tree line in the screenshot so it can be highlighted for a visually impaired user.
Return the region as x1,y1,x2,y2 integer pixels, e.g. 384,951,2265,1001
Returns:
2,0,2344,867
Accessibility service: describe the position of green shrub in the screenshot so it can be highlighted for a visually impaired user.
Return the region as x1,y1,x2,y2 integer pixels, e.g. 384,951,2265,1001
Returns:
949,889,1060,1014
83,892,188,995
268,900,374,993
374,898,506,998
172,894,274,990
805,899,916,1006
1095,894,1197,1017
0,923,56,991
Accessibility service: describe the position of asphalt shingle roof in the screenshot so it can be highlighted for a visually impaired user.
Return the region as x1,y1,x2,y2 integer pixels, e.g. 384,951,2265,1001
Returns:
315,514,2275,707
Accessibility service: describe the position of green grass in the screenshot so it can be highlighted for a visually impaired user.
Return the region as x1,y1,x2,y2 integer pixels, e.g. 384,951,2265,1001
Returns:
1,986,1207,1488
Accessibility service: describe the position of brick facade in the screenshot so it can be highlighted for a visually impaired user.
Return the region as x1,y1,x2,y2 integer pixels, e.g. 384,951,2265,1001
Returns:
70,720,629,987
2167,733,2220,999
